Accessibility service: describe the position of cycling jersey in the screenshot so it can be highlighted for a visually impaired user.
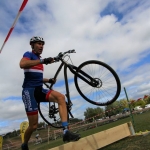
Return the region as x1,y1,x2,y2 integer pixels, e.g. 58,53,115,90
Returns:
22,51,43,88
21,51,52,116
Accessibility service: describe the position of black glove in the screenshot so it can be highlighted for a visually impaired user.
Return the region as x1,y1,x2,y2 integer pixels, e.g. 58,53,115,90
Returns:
43,57,54,65
49,78,56,84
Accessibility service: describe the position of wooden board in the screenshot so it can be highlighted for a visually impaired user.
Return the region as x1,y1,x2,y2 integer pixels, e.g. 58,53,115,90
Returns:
49,122,133,150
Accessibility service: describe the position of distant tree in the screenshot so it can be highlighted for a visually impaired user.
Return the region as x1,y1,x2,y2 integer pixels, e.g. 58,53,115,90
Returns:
147,96,150,104
129,99,137,109
17,129,20,135
119,99,128,108
105,101,124,117
69,118,83,124
84,107,104,121
13,129,18,137
135,99,145,108
94,107,104,119
143,95,150,104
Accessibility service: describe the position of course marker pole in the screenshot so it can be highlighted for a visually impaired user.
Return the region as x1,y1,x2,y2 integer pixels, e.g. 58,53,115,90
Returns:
0,0,28,53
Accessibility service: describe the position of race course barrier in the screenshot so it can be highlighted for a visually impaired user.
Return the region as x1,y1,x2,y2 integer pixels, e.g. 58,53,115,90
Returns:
49,122,135,150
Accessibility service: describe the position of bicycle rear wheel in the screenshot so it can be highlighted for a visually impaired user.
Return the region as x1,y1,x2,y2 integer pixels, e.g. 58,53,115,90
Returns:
74,60,121,106
38,102,62,128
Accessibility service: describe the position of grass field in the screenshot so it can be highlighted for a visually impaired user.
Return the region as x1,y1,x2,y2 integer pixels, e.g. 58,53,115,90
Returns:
100,133,150,150
3,110,150,150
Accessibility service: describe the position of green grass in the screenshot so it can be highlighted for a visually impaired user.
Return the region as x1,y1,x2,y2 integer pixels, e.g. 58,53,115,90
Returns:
3,110,150,150
100,133,150,150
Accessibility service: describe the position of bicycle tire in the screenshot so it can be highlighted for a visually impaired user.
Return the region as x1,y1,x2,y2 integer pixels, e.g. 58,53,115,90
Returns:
38,102,63,128
74,60,121,106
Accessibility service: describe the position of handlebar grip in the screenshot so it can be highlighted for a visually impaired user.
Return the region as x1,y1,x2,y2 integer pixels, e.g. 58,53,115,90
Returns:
54,57,59,61
54,50,76,61
69,49,76,53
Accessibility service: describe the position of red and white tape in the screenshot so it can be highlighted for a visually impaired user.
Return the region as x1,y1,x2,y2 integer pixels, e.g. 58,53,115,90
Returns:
0,0,28,53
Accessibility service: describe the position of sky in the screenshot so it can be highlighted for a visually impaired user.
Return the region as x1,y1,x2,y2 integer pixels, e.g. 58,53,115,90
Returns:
0,0,150,135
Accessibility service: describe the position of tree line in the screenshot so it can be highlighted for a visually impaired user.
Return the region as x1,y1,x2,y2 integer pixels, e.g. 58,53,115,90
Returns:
84,95,150,120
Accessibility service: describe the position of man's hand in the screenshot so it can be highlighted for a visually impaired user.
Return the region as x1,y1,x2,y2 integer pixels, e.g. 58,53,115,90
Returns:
49,78,56,84
41,57,54,64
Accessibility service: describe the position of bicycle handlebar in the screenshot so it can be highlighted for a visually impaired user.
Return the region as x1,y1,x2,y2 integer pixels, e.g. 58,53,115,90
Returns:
54,49,76,61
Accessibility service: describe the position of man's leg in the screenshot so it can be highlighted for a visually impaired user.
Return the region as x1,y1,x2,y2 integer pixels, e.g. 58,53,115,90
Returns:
47,90,80,142
24,114,38,143
21,114,38,149
48,90,67,122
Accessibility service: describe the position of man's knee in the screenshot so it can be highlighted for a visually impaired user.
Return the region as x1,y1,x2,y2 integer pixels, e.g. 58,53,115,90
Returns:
60,94,65,100
57,94,66,104
61,94,65,100
49,91,66,104
29,123,38,131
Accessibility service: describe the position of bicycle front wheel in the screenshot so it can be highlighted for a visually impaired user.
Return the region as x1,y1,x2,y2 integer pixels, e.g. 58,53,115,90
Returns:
74,60,121,106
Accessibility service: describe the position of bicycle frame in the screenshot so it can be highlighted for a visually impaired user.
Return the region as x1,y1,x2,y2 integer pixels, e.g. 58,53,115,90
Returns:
44,58,99,120
39,50,121,128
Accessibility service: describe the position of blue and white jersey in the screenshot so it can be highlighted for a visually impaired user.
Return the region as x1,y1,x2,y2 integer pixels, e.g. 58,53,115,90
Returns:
22,51,43,88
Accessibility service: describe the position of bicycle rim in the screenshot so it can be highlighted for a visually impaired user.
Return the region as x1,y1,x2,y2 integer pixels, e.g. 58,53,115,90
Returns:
38,102,62,128
74,60,121,106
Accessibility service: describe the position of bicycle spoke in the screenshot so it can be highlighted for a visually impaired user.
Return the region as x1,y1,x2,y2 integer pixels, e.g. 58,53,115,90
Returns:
75,60,121,106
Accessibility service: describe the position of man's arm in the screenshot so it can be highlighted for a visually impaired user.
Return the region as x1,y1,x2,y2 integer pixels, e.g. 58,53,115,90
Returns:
20,58,41,69
20,56,55,69
43,78,49,83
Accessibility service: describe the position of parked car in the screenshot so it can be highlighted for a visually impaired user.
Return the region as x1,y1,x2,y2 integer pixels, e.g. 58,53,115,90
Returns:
145,104,150,109
134,106,143,111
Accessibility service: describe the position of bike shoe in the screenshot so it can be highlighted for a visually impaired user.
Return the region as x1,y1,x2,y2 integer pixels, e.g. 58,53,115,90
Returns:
63,130,80,142
21,143,29,150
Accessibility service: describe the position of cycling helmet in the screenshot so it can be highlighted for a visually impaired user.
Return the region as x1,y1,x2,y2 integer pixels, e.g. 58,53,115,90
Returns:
30,36,45,45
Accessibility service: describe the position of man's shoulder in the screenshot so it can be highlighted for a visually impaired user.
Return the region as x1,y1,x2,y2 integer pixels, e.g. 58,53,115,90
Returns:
23,51,33,58
23,51,40,60
23,51,32,55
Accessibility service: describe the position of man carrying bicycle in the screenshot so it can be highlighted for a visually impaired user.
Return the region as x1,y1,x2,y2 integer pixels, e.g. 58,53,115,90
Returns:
20,36,80,150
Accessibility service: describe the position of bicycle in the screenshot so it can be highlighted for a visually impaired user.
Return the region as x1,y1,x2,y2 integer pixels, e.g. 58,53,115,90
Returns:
38,49,121,128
